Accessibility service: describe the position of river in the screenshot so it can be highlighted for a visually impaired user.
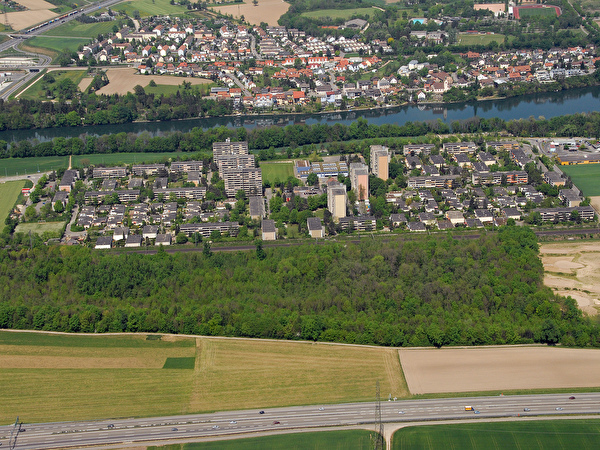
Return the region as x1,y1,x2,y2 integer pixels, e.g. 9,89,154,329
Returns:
1,86,599,143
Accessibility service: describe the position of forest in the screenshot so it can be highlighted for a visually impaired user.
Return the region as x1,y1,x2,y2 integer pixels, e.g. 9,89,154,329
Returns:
0,227,596,348
2,110,600,160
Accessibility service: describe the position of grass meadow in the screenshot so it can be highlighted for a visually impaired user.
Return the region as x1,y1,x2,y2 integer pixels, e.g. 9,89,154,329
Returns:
0,156,70,177
148,430,379,450
559,164,600,196
20,69,88,101
0,331,407,423
458,33,505,46
259,162,294,184
116,0,190,18
43,20,116,38
301,8,376,20
392,420,600,449
27,36,91,54
0,179,25,223
73,152,186,167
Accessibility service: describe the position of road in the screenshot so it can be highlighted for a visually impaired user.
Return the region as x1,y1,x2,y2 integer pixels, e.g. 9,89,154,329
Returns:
2,393,599,449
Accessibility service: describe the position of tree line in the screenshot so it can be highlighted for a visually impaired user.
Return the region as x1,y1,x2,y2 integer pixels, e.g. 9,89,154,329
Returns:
0,227,596,348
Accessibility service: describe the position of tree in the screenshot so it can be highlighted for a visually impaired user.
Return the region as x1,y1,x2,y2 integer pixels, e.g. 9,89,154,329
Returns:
176,232,188,244
53,202,64,213
255,239,266,260
203,241,212,257
252,0,258,5
306,172,319,186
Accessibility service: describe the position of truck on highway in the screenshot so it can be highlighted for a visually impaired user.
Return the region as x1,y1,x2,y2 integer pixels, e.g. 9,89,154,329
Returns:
464,406,473,411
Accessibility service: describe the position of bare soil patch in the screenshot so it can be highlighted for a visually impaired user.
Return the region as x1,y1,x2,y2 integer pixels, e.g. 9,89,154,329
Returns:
399,346,600,394
16,0,55,8
6,10,56,30
590,195,600,213
78,77,93,92
540,242,600,315
210,0,290,26
96,67,211,95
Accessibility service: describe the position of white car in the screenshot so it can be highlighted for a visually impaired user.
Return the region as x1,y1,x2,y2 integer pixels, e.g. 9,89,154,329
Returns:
229,421,237,424
212,425,219,429
398,411,405,414
318,407,324,411
555,407,563,411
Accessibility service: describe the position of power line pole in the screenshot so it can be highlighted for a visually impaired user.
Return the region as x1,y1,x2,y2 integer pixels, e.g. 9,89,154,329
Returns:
374,381,384,450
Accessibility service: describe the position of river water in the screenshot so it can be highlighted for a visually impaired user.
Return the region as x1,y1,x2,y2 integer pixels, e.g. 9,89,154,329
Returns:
1,86,599,143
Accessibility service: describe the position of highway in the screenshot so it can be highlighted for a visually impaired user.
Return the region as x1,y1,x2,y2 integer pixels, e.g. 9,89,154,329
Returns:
2,393,599,449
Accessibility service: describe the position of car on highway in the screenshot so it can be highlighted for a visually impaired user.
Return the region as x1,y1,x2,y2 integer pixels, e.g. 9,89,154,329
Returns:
259,411,265,414
318,407,324,411
569,396,576,400
556,407,563,411
523,408,531,412
272,421,280,425
398,411,405,414
474,410,481,414
107,424,114,428
212,425,219,430
229,421,237,424
171,428,178,431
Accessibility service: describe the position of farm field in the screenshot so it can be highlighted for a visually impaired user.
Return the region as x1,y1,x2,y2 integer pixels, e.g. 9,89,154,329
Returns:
259,161,293,183
14,221,66,237
559,163,600,196
43,20,117,38
5,0,56,31
301,7,375,20
0,331,406,423
392,420,600,449
540,241,600,317
27,36,91,54
458,33,505,45
96,68,212,95
399,346,600,394
148,430,378,450
0,180,26,224
19,69,88,101
116,0,190,18
210,0,290,26
0,156,69,177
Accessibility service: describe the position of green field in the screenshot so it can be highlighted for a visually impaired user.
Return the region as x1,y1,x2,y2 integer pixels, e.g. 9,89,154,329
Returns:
163,357,196,369
20,69,88,101
27,36,91,54
0,156,69,177
73,152,186,167
458,33,505,46
560,163,600,196
0,331,405,423
14,221,66,237
301,8,375,20
116,0,190,17
392,420,600,449
148,430,380,450
43,21,117,38
259,162,294,184
0,180,25,224
518,7,559,19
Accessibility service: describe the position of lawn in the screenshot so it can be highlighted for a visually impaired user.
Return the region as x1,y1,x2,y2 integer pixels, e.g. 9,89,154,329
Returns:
27,36,91,54
301,8,376,20
560,163,600,196
116,0,190,18
0,156,70,177
458,33,505,46
392,420,600,449
14,221,66,237
43,20,117,38
19,69,88,101
259,161,294,184
148,430,379,450
0,331,406,423
73,152,185,167
0,180,25,224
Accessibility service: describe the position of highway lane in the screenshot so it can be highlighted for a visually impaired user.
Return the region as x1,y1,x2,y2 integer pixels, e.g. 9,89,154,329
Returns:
2,393,600,449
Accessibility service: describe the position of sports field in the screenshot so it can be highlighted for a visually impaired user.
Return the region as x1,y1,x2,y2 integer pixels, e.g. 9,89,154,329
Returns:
259,161,294,184
458,33,505,46
559,163,600,196
301,8,375,20
0,156,69,177
148,430,378,450
392,419,600,449
42,20,116,38
0,331,406,423
515,5,561,20
14,221,66,237
0,180,25,224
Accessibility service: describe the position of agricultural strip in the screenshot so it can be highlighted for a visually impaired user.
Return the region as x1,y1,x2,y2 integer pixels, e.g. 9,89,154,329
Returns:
95,67,211,95
399,347,600,395
209,0,290,26
0,332,406,423
300,8,376,20
559,163,600,196
115,0,190,18
148,430,379,450
0,179,25,223
392,419,600,449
